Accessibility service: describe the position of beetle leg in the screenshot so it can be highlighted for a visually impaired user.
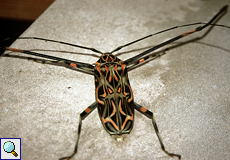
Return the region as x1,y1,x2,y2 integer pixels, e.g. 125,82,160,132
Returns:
59,102,97,160
1,46,95,73
125,5,228,69
134,102,181,159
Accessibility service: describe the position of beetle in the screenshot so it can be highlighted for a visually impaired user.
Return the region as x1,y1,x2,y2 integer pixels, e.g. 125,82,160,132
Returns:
1,5,229,160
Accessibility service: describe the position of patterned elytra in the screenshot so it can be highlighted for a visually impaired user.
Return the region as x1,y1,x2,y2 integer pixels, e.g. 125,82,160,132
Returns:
0,5,229,160
94,53,134,135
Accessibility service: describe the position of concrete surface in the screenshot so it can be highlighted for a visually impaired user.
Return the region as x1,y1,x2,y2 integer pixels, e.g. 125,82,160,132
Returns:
1,0,230,160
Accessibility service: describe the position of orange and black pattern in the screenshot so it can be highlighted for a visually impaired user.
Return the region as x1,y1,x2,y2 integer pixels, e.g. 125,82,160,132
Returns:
94,53,134,135
1,5,228,160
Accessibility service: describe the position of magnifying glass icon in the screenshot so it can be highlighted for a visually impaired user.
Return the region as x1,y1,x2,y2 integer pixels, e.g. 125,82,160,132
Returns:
3,141,18,157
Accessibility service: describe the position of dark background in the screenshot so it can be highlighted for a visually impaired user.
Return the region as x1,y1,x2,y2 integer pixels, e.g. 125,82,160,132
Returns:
0,0,54,46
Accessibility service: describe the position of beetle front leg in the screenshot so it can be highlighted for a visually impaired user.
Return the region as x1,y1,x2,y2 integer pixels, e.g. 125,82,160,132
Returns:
59,102,97,160
134,102,181,159
1,46,95,73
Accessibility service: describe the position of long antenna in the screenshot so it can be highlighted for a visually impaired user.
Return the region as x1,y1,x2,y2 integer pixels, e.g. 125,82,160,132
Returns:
110,23,230,54
124,5,228,65
18,37,103,54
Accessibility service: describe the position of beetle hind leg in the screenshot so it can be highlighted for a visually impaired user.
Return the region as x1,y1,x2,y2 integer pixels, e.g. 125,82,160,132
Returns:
134,102,181,159
59,102,97,160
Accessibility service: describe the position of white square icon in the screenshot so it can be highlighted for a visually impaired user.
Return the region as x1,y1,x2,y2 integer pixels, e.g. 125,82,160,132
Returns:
0,138,21,160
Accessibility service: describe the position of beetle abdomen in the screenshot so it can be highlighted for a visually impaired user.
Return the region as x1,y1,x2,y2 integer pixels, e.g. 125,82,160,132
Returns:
94,54,134,135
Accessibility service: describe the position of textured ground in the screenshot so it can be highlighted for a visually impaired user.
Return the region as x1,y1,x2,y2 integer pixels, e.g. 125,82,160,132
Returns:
0,0,230,160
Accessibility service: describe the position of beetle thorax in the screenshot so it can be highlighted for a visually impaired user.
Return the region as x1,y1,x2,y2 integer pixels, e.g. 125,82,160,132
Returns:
95,53,121,64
